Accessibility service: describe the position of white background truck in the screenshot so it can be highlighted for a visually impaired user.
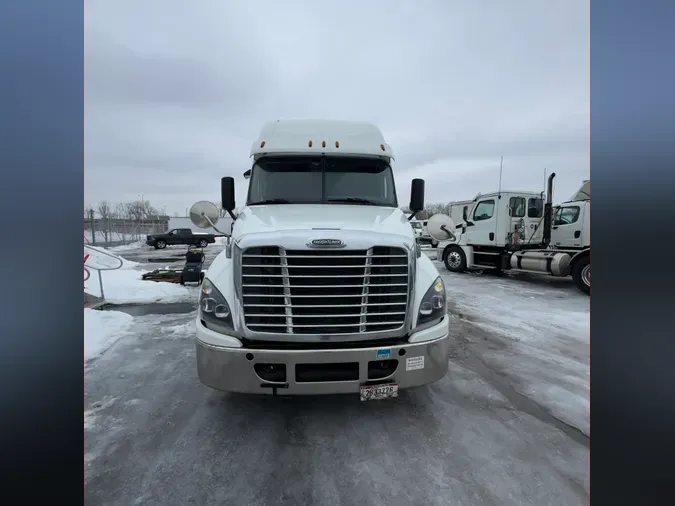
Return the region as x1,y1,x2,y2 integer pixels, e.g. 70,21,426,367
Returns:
409,218,424,240
431,176,590,294
189,119,452,400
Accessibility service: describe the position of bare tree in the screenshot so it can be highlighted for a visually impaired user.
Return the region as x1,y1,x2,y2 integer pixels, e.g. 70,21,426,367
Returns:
415,203,452,220
112,202,127,220
96,201,112,241
124,200,159,222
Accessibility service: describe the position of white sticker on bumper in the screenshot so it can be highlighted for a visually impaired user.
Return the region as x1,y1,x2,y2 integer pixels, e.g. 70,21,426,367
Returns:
406,356,425,371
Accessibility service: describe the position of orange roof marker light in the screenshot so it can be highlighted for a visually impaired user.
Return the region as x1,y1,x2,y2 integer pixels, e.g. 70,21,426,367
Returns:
308,140,313,147
322,140,326,148
260,141,265,148
335,141,340,148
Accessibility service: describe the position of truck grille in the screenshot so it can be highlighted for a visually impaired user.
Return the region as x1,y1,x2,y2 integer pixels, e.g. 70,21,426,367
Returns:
241,246,409,335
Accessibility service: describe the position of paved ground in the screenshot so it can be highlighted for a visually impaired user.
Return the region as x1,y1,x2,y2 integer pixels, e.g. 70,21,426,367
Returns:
85,244,589,506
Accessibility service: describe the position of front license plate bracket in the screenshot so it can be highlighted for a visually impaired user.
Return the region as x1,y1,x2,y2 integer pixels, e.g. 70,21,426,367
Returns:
359,383,399,401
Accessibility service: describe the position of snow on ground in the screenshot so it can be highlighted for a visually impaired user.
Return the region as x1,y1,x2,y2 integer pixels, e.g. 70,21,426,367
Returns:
85,231,139,243
84,247,197,304
84,308,133,361
436,262,590,435
109,241,146,252
85,245,139,269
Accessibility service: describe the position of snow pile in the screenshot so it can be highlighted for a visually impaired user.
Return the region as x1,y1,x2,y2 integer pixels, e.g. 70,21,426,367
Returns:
85,268,196,304
85,245,139,269
84,231,138,243
84,248,196,304
84,308,133,361
110,241,146,252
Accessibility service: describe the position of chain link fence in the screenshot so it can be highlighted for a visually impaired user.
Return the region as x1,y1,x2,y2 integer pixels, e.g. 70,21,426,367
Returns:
84,209,170,247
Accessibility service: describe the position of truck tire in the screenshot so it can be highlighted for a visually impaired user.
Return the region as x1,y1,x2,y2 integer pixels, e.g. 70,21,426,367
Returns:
156,240,167,249
571,255,590,295
198,239,208,248
443,246,467,273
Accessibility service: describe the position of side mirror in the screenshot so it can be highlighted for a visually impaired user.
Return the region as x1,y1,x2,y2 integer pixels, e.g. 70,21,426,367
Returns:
409,178,425,213
426,213,457,242
243,169,251,180
221,177,235,212
189,201,220,229
462,207,468,220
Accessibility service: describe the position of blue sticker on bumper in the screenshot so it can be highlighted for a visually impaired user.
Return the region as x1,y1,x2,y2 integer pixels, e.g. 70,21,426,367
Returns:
376,349,392,360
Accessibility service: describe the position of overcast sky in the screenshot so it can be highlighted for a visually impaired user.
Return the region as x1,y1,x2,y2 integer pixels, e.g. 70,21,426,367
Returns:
85,0,589,216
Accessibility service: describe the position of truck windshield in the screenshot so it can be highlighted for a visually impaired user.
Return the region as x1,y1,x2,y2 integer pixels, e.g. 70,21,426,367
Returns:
247,156,398,207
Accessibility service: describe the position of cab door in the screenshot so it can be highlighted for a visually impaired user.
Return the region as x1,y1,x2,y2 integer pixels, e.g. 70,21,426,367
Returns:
466,198,497,246
165,229,178,245
525,196,545,243
551,204,583,247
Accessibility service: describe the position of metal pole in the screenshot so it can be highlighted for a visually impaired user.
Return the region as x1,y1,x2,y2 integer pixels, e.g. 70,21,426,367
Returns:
498,156,504,195
98,271,105,301
89,208,96,245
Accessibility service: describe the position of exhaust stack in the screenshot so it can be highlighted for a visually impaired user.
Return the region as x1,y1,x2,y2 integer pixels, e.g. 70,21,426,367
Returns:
542,173,556,247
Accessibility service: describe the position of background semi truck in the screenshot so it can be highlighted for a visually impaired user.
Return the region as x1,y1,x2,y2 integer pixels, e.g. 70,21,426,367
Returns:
431,177,590,294
189,119,452,400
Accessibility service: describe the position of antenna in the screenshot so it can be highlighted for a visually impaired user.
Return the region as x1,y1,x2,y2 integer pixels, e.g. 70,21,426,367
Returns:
498,156,504,194
543,168,547,195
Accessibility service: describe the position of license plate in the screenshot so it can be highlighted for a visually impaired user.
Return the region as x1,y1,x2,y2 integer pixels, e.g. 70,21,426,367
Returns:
360,383,399,401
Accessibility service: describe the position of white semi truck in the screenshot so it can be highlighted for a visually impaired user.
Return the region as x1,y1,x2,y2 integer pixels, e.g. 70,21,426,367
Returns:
430,176,590,294
188,119,451,399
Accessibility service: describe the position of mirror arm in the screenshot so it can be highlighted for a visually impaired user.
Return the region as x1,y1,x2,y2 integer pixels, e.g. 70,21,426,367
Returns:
227,209,237,221
440,224,456,241
202,213,227,235
202,212,232,258
407,211,418,221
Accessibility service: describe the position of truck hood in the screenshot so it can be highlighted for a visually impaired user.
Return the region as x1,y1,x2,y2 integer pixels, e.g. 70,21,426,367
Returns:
235,204,413,238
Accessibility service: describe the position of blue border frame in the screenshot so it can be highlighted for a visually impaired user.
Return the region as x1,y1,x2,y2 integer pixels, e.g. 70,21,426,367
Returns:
0,0,83,501
591,0,675,502
1,0,674,502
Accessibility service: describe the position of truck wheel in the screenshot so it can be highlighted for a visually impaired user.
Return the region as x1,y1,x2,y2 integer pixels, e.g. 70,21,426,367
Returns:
571,255,590,295
443,246,467,273
156,240,167,249
198,239,208,248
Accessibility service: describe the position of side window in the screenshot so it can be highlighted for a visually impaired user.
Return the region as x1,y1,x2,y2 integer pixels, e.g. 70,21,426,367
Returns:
473,199,495,221
168,230,176,236
509,197,526,217
528,198,544,218
554,206,580,225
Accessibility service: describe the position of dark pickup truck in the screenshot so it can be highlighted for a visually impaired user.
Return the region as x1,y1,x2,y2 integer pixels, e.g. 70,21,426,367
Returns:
146,228,218,249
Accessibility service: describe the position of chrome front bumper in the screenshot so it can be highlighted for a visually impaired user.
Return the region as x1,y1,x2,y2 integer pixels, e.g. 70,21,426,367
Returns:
195,316,450,395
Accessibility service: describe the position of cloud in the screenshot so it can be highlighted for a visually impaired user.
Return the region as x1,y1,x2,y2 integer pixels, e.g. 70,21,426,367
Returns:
85,0,589,214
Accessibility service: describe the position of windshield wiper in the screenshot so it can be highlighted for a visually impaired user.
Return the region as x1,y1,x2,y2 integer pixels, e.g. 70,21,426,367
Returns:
327,197,382,206
248,199,292,205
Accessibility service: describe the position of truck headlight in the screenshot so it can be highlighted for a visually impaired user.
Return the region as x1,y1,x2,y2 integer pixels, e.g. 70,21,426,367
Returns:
417,276,446,326
199,278,233,330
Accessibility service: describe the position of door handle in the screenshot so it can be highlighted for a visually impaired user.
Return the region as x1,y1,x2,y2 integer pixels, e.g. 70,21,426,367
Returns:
574,230,580,238
552,226,558,230
489,232,494,241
